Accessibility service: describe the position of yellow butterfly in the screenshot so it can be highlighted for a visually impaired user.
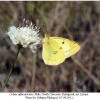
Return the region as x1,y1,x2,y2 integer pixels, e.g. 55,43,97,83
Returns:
42,33,80,65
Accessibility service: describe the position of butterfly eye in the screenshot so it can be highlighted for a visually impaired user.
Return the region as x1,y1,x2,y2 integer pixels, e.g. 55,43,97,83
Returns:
47,42,50,45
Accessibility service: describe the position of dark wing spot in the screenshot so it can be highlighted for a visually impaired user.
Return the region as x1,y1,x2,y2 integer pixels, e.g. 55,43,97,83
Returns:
60,47,62,49
62,41,65,44
53,51,58,54
66,50,71,52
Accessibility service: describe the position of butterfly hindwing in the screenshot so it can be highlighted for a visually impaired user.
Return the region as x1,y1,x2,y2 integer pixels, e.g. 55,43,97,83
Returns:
42,38,65,65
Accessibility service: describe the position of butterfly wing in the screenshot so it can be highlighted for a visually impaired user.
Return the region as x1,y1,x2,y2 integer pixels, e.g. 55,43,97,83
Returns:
42,38,65,65
51,37,80,58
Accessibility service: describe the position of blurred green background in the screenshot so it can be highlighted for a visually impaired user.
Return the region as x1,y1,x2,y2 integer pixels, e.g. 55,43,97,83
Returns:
0,1,100,92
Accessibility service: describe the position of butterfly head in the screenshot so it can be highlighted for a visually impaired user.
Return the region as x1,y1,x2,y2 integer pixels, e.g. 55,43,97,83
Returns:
45,33,50,39
43,33,50,45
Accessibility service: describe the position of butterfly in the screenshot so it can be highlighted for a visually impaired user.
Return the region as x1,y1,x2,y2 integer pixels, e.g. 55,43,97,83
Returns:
42,33,80,65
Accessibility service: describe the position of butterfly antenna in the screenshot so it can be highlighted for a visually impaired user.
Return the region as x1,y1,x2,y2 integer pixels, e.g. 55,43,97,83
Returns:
42,25,47,33
42,25,49,37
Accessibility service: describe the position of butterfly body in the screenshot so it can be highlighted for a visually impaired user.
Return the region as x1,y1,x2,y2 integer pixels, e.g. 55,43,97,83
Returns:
42,34,80,65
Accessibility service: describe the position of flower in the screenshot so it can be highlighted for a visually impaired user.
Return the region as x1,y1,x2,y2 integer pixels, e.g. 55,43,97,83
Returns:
6,19,41,53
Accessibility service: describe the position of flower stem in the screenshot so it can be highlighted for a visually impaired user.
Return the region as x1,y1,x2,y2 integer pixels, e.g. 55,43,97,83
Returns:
1,47,21,92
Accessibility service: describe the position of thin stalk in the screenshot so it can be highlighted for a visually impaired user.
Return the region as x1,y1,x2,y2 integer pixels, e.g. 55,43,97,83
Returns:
1,47,21,92
31,53,36,92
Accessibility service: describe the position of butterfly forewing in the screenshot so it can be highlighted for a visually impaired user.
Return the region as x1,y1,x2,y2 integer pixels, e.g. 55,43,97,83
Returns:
51,37,80,58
